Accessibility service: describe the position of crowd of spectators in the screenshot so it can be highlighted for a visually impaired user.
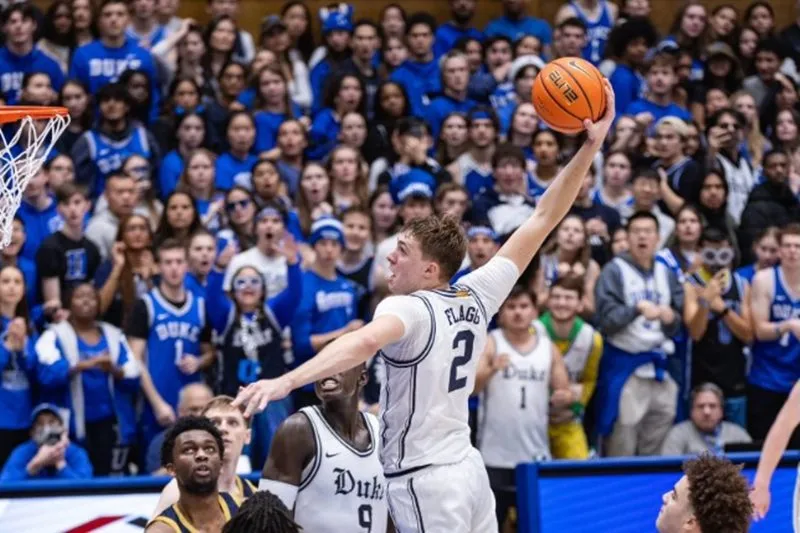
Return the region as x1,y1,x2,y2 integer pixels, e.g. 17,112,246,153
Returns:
1,0,799,481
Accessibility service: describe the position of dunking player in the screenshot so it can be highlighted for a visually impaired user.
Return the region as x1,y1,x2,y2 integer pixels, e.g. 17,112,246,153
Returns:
234,82,616,532
656,454,751,533
259,363,390,532
147,417,239,533
152,396,255,517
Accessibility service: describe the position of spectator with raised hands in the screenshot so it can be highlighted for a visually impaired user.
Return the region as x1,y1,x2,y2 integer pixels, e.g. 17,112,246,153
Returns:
36,283,140,475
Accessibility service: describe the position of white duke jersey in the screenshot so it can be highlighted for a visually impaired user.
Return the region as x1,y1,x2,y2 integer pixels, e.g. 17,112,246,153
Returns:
373,257,520,476
478,325,553,467
294,406,388,533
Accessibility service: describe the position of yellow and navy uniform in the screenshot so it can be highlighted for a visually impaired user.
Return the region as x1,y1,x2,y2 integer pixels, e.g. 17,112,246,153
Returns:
537,314,603,459
234,475,257,504
147,492,239,532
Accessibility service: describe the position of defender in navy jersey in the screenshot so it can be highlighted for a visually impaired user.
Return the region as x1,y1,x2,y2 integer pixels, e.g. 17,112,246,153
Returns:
236,82,615,532
146,417,238,533
747,224,800,447
126,240,214,446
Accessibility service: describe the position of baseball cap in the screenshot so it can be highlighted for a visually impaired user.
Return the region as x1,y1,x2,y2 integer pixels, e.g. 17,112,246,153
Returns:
706,42,737,62
31,403,64,424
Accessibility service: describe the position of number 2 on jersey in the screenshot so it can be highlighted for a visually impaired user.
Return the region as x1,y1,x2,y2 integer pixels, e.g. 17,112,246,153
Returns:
449,330,475,392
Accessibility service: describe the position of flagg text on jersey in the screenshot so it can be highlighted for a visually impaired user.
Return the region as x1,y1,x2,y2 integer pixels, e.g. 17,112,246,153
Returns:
444,305,481,326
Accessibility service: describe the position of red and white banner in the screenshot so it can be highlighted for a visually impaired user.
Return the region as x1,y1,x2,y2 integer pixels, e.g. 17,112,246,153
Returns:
0,493,160,532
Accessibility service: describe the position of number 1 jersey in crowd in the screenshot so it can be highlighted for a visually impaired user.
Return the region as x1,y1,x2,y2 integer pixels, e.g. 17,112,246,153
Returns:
141,289,207,412
372,257,518,476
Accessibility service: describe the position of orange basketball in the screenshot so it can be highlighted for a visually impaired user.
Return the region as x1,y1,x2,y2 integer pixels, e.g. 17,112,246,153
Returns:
532,57,607,135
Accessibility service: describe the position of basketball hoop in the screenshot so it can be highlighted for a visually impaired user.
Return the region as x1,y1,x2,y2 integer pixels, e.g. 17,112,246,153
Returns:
0,106,70,249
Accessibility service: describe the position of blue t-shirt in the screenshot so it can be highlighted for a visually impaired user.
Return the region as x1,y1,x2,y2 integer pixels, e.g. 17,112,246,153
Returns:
609,64,645,117
484,15,552,44
0,47,65,105
77,335,115,423
434,23,484,58
624,99,692,123
215,152,258,191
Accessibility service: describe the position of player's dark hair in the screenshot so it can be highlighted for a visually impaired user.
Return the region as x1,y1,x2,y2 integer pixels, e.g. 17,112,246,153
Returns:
558,16,587,33
404,215,466,282
160,416,225,468
683,454,751,532
626,210,660,231
221,490,301,533
54,182,89,205
405,12,436,35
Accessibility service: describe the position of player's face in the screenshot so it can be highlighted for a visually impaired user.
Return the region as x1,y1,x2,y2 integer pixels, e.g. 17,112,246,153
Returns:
690,391,723,433
656,475,693,533
343,213,371,253
4,11,35,45
548,286,581,321
386,233,436,294
232,267,264,308
69,283,98,320
100,3,129,38
188,235,216,276
0,267,24,307
169,430,222,495
780,234,800,268
314,365,366,402
467,235,496,269
205,407,251,462
158,249,188,287
500,294,537,331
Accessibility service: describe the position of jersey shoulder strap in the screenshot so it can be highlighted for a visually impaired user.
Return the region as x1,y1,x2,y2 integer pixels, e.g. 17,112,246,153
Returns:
297,407,322,490
218,492,240,518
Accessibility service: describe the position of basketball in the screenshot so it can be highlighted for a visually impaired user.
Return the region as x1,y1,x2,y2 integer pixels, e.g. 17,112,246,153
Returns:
532,57,607,135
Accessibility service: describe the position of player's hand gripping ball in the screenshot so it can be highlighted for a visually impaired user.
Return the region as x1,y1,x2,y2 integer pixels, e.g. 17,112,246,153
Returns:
532,57,608,135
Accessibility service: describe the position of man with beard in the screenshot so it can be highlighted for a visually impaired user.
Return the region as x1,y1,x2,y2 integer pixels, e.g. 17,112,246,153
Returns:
147,416,239,533
259,363,390,532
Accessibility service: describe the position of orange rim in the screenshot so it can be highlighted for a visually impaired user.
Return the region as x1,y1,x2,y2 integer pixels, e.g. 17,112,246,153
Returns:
0,106,69,124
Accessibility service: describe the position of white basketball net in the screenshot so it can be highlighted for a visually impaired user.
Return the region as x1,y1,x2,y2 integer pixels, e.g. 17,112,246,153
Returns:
0,113,70,249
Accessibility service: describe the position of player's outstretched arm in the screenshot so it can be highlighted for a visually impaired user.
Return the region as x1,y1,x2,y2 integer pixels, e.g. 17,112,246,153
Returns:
496,81,615,274
259,414,316,510
751,379,800,520
233,315,405,416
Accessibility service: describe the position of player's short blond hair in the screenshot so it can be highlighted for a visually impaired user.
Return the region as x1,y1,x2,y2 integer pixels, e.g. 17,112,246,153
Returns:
202,395,251,427
404,215,467,281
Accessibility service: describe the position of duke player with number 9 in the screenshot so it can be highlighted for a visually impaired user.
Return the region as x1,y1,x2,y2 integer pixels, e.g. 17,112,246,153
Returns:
235,81,616,532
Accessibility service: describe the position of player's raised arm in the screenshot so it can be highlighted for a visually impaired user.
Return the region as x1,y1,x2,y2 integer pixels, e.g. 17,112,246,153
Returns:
751,379,800,520
233,315,405,416
496,81,615,274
